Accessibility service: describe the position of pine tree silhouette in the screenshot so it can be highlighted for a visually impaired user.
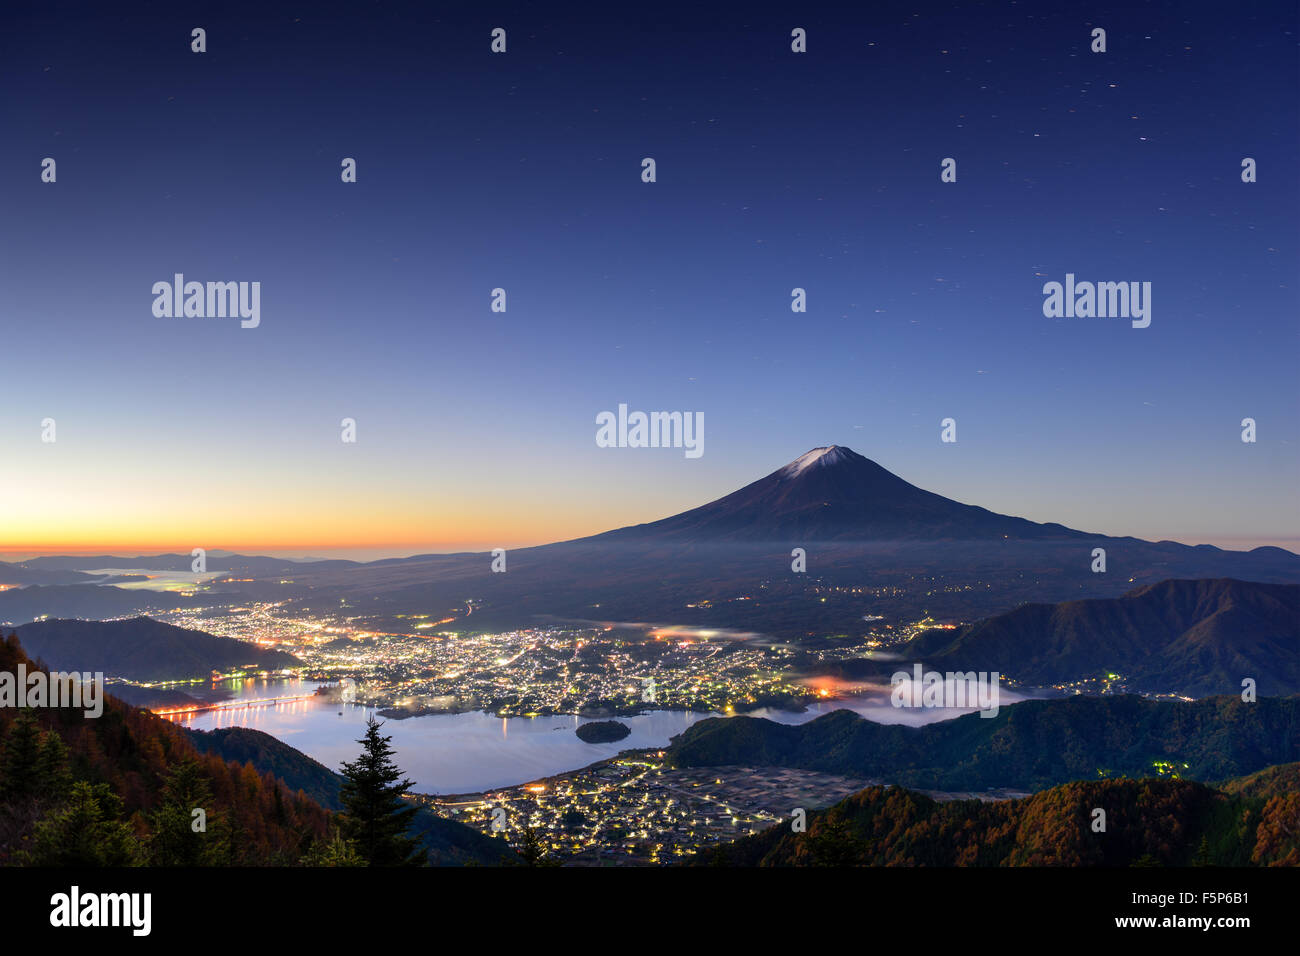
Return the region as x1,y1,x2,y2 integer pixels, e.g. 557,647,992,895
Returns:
0,711,44,804
338,716,422,866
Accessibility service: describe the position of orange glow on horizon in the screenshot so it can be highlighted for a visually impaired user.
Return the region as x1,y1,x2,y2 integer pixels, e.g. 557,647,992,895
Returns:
0,459,672,559
0,519,610,560
0,476,694,559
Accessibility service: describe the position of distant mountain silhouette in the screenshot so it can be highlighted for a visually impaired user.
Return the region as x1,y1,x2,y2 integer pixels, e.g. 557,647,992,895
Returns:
16,552,360,573
285,445,1296,634
13,617,300,682
0,584,228,627
12,446,1300,635
595,445,1091,543
23,445,1295,559
899,578,1300,696
0,560,112,587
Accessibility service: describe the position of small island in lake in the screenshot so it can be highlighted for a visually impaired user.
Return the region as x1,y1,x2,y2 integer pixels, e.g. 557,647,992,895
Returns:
575,720,631,744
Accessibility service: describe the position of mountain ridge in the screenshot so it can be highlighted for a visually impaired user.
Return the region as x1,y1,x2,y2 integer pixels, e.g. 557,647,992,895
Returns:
12,616,301,682
897,577,1300,696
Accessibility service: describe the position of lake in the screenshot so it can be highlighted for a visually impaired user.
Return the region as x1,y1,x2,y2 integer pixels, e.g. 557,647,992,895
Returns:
161,677,1035,793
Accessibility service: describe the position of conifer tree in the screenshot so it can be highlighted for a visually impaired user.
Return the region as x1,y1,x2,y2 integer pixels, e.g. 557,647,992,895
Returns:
148,758,228,866
34,730,73,802
20,781,143,866
0,711,44,804
338,716,422,866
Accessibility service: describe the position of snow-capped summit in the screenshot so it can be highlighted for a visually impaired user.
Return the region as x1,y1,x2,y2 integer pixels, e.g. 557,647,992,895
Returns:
779,445,853,479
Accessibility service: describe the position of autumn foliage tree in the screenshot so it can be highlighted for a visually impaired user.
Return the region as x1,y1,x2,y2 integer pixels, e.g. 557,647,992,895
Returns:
0,632,332,866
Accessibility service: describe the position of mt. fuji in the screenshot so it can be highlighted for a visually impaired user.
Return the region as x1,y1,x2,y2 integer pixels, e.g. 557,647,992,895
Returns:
592,445,1089,543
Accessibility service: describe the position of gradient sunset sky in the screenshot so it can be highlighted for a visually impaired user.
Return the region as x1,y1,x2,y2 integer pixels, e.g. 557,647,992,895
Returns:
1,1,1296,559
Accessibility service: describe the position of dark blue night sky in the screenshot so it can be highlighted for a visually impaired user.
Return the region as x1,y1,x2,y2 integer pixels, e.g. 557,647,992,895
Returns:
1,0,1295,556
